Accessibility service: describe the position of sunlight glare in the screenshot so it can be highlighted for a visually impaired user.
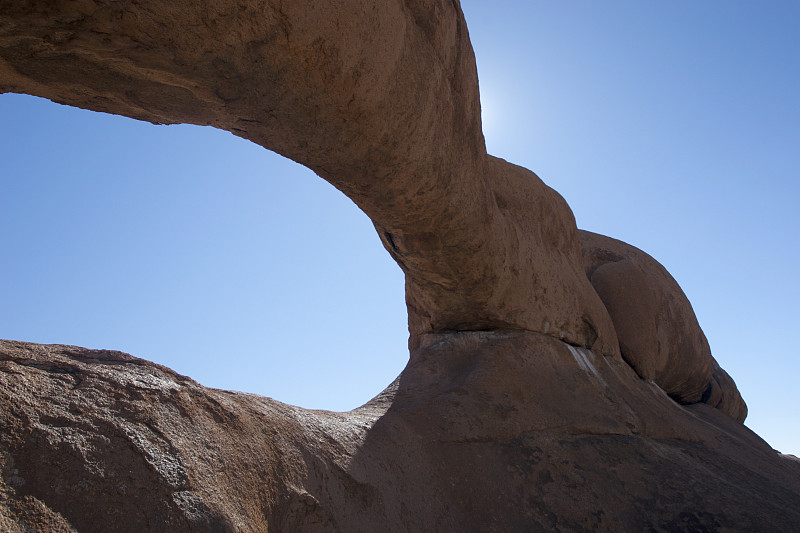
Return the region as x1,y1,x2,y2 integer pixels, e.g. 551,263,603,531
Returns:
479,80,507,148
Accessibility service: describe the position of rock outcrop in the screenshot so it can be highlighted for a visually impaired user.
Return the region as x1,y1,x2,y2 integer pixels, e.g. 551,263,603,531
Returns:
0,1,797,531
2,340,799,532
580,230,747,419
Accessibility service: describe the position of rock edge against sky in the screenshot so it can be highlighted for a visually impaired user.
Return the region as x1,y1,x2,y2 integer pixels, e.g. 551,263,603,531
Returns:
1,1,798,530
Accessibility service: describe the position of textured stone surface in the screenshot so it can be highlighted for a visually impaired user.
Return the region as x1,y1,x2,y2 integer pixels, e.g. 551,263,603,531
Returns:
581,230,730,407
0,0,616,352
589,259,659,380
580,230,747,421
2,340,799,532
0,0,795,530
702,360,748,423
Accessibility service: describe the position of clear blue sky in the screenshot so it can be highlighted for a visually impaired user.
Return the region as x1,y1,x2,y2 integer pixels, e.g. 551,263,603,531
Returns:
1,2,798,455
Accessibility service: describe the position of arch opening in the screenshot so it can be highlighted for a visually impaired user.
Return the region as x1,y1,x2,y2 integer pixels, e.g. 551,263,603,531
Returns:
0,93,409,411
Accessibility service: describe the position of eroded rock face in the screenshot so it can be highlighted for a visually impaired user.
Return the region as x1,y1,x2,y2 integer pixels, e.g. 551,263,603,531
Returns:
589,259,660,379
0,0,617,352
579,230,747,421
703,360,748,423
580,231,715,403
0,0,793,530
2,340,798,532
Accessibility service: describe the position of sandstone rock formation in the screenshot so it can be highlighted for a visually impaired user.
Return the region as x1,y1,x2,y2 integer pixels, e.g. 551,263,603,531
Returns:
1,1,797,531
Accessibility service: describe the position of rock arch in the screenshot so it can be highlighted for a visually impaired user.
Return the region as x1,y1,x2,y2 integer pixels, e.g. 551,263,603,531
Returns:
0,0,742,412
1,2,795,531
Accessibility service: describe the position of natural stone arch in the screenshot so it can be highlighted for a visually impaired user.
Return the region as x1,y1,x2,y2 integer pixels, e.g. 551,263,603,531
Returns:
0,0,618,349
0,0,745,411
2,2,790,531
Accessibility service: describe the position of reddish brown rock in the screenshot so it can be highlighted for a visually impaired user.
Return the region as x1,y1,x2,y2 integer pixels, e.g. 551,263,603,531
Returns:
580,230,747,421
0,0,792,530
588,259,659,380
0,0,617,353
702,360,748,423
2,340,799,531
580,230,722,405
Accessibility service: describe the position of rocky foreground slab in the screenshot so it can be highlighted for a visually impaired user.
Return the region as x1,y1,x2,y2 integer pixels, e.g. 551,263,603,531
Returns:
2,338,799,532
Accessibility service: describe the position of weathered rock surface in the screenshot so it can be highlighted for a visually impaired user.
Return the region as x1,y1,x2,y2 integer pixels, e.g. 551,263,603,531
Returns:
702,360,748,424
580,230,747,419
2,340,799,532
0,0,796,531
0,0,618,352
